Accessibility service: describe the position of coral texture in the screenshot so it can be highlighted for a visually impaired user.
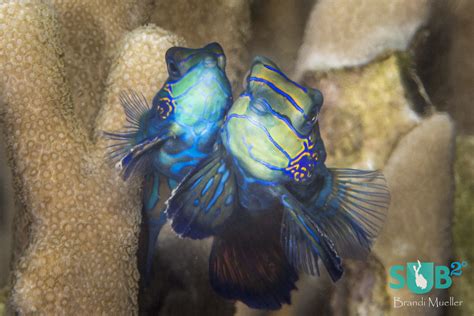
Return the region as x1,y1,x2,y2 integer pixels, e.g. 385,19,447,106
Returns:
452,136,474,316
0,1,181,313
51,0,154,134
374,113,455,316
304,54,419,169
296,0,430,76
417,0,474,134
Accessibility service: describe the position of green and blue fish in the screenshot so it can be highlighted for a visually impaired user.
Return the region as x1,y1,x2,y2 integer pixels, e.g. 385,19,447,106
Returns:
165,56,390,309
105,43,232,281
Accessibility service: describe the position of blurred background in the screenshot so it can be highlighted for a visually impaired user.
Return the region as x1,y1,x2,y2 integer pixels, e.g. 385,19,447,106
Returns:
0,0,472,315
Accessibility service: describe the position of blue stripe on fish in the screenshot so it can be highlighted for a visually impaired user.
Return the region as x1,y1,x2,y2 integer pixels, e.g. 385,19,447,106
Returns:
262,64,308,93
248,76,308,120
257,97,307,139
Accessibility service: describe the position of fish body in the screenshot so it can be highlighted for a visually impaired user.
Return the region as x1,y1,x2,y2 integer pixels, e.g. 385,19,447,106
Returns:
106,42,232,280
166,56,390,309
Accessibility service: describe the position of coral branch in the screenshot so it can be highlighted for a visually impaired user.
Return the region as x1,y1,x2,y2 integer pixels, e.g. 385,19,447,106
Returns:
0,1,181,314
50,0,154,133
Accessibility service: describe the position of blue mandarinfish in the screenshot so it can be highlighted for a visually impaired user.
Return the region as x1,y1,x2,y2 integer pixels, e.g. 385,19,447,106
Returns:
165,56,390,309
105,43,232,281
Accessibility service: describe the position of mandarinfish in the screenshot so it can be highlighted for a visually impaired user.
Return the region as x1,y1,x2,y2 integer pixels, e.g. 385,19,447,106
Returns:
165,56,390,309
104,42,232,281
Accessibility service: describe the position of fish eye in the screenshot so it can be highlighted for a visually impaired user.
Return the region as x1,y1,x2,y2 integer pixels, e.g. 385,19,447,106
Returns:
167,59,181,78
217,55,226,70
250,98,268,115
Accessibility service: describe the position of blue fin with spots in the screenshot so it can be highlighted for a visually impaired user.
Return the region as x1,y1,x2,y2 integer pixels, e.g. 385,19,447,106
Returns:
209,209,298,310
137,172,167,285
280,192,343,282
308,168,390,259
165,149,236,239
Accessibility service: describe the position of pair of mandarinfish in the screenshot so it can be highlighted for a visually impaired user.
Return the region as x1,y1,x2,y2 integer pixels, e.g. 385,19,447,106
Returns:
106,43,390,309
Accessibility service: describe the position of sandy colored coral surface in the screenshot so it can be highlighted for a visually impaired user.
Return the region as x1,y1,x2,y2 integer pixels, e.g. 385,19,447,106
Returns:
451,136,474,316
296,0,430,76
51,0,153,135
303,54,420,169
0,1,181,313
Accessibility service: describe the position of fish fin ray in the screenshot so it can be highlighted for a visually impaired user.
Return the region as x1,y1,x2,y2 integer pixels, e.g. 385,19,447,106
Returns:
281,192,343,282
165,148,236,239
311,168,390,259
209,211,298,310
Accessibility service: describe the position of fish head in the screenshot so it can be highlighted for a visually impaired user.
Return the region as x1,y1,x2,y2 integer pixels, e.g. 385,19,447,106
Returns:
165,42,227,80
104,43,232,179
155,42,233,127
223,56,323,184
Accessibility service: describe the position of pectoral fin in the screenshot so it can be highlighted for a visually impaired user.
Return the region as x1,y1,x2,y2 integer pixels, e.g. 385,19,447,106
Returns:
118,134,169,179
165,148,236,239
280,192,343,282
310,168,390,259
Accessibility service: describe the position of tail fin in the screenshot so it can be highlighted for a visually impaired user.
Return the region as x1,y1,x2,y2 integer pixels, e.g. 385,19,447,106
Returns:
311,168,390,259
209,210,298,310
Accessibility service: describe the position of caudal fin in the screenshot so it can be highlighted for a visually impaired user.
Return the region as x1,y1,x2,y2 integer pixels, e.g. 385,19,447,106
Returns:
311,168,390,259
209,210,298,310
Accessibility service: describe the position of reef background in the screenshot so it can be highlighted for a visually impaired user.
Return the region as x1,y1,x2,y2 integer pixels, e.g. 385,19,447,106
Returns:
0,0,472,315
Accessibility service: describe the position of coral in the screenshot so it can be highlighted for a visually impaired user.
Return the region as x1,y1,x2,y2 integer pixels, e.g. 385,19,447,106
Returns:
0,1,181,313
150,0,251,88
416,0,474,134
374,113,455,315
451,136,474,316
330,256,390,315
296,0,430,76
50,0,154,134
303,54,420,169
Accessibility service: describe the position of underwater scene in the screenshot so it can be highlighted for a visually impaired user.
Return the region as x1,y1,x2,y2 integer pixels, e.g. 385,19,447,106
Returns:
0,0,472,315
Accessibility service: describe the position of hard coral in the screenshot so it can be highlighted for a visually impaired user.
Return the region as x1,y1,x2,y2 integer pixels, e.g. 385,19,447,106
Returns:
51,0,154,134
0,1,181,314
304,55,420,169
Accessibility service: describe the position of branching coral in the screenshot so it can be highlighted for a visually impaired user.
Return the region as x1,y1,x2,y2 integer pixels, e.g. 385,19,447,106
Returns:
0,1,181,313
50,0,154,134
